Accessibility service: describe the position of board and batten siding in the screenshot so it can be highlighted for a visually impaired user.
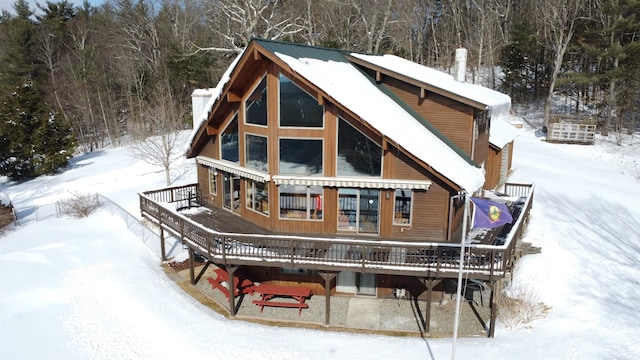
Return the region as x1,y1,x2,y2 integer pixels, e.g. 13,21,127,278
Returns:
381,77,474,157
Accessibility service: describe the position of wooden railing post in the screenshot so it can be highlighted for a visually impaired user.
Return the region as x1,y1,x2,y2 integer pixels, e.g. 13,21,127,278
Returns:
221,236,227,264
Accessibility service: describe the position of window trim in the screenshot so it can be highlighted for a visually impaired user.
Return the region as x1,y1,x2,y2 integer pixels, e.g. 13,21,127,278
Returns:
337,188,380,235
244,132,269,173
245,179,269,217
336,117,383,177
393,189,413,226
278,185,324,222
277,137,324,176
219,112,240,164
244,75,268,128
208,168,217,196
278,72,325,129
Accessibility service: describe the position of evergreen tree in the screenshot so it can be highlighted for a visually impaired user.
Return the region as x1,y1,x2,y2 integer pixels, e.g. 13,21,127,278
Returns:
499,22,547,104
0,82,75,179
0,1,76,180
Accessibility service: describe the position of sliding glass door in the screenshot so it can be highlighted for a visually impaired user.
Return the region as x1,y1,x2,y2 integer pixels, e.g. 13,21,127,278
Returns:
337,188,379,234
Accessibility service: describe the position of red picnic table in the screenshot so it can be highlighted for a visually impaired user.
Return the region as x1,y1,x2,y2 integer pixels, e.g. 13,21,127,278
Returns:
207,268,256,299
252,284,313,315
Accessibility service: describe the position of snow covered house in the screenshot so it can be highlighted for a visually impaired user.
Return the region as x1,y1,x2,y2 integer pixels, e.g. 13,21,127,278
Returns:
140,39,533,337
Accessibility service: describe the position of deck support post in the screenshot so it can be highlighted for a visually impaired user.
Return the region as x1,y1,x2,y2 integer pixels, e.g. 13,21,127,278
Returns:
226,266,239,317
424,278,437,333
159,225,166,262
489,280,501,338
319,272,337,327
188,247,195,284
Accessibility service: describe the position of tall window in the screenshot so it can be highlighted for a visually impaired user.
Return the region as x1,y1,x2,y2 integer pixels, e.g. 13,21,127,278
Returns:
246,180,269,215
208,169,217,195
338,189,379,234
337,118,382,176
245,134,268,172
393,189,412,225
223,173,241,212
246,77,267,126
221,115,239,163
279,185,323,220
279,138,323,175
279,74,324,127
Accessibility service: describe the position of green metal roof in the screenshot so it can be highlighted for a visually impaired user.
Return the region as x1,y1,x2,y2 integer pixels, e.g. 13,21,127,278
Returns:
251,38,478,168
253,38,350,63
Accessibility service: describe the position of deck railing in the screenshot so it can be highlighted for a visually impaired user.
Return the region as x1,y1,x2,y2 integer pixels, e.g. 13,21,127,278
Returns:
140,182,534,280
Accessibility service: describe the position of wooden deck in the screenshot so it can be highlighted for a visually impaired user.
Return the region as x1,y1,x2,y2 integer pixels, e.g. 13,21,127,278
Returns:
139,183,534,281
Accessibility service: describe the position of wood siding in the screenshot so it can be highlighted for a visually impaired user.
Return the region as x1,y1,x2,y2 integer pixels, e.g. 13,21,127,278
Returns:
484,146,502,190
389,151,450,241
192,47,464,243
382,76,474,156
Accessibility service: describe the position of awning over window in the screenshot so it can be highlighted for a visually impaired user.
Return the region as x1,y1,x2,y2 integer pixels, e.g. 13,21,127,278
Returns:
196,156,270,182
272,175,431,190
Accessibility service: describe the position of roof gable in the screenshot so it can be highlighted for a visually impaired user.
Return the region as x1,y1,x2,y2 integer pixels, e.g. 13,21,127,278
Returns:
349,53,511,116
188,39,488,192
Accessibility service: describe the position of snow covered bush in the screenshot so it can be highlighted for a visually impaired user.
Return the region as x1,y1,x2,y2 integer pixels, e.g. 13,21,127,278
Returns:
57,192,101,218
498,284,550,330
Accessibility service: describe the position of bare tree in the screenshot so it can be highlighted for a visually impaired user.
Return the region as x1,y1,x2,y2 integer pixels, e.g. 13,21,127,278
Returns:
130,82,187,186
350,0,396,53
536,0,584,130
197,0,305,54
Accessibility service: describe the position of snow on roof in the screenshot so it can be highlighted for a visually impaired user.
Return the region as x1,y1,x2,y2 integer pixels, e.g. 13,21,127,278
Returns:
490,118,520,149
276,53,485,192
186,50,246,152
351,53,511,117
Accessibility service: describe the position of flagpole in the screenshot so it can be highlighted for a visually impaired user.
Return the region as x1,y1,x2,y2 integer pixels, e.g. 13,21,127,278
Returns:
451,191,469,360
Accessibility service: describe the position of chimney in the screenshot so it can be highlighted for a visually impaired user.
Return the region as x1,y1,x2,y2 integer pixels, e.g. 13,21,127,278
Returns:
191,89,215,129
453,47,467,82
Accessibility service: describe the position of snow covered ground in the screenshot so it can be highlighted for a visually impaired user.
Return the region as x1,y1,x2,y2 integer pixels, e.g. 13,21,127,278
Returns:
1,123,640,359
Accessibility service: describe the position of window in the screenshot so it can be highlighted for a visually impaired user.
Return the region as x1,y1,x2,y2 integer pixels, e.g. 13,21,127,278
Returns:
221,115,239,163
279,185,323,220
279,73,324,127
393,189,412,225
246,77,267,126
338,189,379,234
245,134,268,172
246,180,269,215
223,173,241,212
208,169,217,195
279,138,323,175
337,118,382,176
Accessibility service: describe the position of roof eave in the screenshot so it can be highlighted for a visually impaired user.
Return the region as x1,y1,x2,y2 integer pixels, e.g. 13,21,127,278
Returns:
346,54,491,110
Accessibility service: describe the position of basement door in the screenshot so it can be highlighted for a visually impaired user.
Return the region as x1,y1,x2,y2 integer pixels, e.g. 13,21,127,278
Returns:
336,272,376,296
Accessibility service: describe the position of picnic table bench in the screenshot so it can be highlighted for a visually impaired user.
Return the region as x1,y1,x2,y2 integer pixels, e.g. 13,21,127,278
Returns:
252,284,313,315
207,268,256,299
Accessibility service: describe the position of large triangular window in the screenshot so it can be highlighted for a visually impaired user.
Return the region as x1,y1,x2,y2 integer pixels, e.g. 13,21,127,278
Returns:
221,114,239,163
246,77,267,126
337,118,382,177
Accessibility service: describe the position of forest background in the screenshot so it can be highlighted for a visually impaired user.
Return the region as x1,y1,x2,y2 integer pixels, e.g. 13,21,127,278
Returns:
0,0,638,180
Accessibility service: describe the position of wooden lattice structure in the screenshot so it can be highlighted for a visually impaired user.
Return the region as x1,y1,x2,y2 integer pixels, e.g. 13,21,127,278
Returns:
0,205,16,229
547,115,596,144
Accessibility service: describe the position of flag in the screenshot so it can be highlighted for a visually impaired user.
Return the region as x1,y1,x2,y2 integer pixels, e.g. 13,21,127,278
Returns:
470,197,513,229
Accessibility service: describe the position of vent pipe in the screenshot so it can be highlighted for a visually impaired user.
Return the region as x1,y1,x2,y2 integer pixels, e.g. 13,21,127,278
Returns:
453,48,467,83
